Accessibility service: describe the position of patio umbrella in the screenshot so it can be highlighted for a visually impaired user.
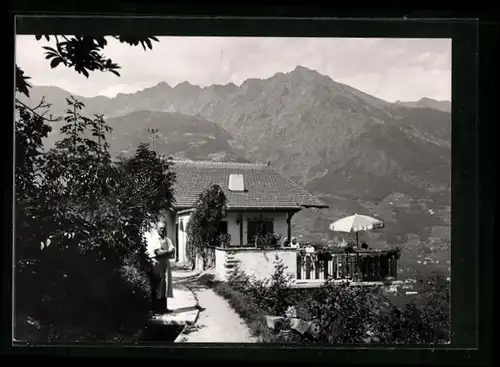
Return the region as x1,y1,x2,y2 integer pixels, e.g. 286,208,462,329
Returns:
329,214,384,247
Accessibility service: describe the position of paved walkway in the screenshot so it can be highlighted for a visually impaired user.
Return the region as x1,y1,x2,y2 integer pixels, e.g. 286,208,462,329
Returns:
149,267,201,326
176,288,257,343
171,266,257,343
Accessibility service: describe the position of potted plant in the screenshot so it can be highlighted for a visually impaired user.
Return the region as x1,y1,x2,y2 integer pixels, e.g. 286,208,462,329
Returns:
255,233,281,249
216,233,231,248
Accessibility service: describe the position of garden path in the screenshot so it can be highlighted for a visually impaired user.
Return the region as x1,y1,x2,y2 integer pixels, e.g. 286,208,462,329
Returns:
171,266,257,343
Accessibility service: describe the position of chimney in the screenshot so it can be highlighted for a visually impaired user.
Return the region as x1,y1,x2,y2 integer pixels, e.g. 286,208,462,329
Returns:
228,174,245,192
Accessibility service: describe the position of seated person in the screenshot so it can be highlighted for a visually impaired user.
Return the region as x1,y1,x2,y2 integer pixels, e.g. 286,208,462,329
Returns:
361,242,369,249
281,236,290,247
290,237,300,248
345,240,356,253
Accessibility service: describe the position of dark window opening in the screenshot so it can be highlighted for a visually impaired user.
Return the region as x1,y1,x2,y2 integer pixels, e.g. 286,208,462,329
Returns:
216,221,228,236
247,220,274,246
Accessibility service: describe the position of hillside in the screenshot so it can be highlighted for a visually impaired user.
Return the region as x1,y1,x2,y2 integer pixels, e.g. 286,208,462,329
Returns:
105,111,248,162
42,109,248,162
19,66,451,263
395,97,451,113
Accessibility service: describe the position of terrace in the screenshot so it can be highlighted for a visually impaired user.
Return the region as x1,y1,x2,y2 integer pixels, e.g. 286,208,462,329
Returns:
204,242,400,288
294,247,400,287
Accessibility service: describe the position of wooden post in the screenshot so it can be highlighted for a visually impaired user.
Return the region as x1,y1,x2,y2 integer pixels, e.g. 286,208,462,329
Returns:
375,255,381,281
287,212,296,243
297,253,302,280
175,222,179,262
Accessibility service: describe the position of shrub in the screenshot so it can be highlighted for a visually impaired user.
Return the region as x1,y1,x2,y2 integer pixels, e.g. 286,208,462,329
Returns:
15,98,176,343
15,243,152,342
221,257,450,344
227,255,294,316
260,255,295,315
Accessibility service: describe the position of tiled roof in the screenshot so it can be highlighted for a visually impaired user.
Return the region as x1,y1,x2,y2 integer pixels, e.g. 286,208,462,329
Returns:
169,160,329,210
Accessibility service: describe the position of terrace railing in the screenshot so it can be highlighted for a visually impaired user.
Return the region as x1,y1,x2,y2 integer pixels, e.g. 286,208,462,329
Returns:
296,249,399,282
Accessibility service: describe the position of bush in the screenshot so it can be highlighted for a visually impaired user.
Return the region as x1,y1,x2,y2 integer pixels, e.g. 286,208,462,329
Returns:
15,244,152,342
15,98,176,343
227,255,294,316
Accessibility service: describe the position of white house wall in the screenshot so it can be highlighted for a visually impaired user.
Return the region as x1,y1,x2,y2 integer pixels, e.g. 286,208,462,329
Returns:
223,212,241,247
160,209,176,242
172,210,292,264
177,213,191,265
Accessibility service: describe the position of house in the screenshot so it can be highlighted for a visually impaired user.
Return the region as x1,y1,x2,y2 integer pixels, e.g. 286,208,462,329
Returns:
155,160,400,285
158,160,329,280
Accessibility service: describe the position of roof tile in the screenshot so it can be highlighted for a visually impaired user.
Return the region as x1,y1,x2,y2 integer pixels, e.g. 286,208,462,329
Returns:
169,160,328,210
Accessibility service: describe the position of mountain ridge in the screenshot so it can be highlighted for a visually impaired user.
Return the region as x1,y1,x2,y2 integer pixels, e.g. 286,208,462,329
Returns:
19,66,451,248
25,65,449,114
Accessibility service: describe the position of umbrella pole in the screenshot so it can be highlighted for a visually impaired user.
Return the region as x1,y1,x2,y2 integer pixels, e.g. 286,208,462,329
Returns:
356,232,359,248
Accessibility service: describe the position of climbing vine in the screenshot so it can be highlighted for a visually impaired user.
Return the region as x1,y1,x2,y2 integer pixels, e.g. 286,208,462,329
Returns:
185,184,227,270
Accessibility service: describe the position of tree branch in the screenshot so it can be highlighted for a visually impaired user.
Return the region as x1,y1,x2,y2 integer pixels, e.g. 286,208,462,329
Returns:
15,99,62,122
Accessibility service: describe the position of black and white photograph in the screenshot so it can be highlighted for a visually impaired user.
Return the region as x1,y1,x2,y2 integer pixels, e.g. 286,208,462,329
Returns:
14,30,451,345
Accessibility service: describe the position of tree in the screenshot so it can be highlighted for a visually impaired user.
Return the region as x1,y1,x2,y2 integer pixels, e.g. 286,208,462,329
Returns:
186,184,228,270
16,35,159,98
15,97,177,342
14,33,167,342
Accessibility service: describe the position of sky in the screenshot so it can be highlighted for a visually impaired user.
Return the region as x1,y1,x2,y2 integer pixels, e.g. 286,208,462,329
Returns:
15,36,451,103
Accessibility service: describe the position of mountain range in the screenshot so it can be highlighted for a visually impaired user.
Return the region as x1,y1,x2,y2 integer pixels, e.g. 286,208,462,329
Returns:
19,65,451,265
395,97,451,113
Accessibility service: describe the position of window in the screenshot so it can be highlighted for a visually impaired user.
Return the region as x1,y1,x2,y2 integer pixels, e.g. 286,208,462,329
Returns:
247,220,274,245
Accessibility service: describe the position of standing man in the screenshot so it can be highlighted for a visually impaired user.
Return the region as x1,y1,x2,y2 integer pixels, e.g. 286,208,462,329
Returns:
151,222,175,313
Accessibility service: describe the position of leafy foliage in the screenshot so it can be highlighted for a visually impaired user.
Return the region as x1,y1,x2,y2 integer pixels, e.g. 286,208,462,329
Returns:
185,184,227,270
15,97,176,342
16,35,158,97
228,255,294,316
113,143,176,227
222,259,450,344
216,233,232,248
254,232,282,248
14,33,171,342
15,99,51,201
